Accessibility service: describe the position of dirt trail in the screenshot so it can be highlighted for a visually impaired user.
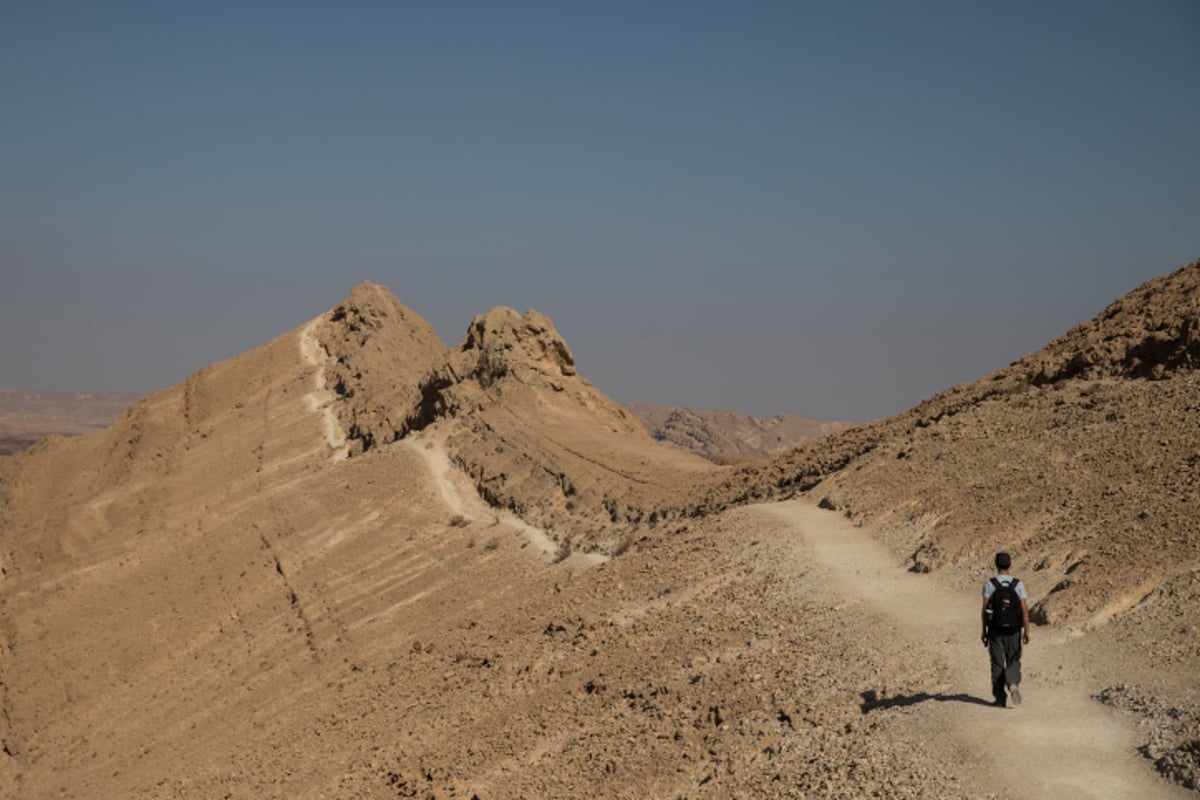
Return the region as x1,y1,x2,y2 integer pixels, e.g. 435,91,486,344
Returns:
298,317,349,462
403,429,607,565
759,498,1192,800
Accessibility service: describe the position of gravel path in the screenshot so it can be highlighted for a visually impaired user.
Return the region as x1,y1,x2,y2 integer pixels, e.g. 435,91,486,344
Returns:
759,498,1194,800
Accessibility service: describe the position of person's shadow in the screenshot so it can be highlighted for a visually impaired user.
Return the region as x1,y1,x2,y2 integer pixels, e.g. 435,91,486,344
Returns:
860,689,994,713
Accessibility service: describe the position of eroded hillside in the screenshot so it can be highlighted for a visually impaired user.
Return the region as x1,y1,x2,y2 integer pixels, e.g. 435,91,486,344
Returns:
1,264,1197,798
692,259,1200,627
318,287,716,553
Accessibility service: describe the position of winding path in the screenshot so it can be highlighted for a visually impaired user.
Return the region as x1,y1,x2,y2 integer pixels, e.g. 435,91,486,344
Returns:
403,429,607,565
757,498,1191,800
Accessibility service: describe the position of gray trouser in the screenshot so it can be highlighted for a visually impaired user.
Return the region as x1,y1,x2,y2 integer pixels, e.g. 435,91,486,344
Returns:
988,631,1022,702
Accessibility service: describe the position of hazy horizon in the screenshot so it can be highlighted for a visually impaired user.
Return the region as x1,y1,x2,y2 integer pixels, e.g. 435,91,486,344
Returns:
3,2,1198,422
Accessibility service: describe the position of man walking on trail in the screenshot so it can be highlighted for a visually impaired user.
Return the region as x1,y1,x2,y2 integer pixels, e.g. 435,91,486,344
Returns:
981,551,1029,708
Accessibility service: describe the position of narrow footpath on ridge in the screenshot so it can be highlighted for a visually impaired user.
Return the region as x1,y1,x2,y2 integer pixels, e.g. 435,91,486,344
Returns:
756,499,1192,800
403,428,608,566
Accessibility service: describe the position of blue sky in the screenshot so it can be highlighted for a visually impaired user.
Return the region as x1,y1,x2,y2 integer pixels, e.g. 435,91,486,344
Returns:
3,1,1198,421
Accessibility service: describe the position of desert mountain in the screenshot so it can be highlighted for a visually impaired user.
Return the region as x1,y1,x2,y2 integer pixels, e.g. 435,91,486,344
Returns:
315,285,714,551
1,264,1197,798
625,403,856,463
0,389,141,455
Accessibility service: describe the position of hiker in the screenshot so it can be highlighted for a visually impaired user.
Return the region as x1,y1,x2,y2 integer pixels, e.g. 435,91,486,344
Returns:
981,551,1029,707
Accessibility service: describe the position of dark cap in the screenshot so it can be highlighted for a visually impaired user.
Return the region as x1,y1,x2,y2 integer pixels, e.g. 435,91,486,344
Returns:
995,552,1012,569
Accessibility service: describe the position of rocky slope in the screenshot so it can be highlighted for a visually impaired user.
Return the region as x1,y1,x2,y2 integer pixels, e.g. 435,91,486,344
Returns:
624,403,856,463
690,259,1200,623
679,259,1200,787
1,262,1197,797
319,287,716,553
0,283,719,797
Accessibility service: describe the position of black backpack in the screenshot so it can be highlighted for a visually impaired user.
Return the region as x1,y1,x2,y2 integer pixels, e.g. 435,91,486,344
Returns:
989,577,1023,634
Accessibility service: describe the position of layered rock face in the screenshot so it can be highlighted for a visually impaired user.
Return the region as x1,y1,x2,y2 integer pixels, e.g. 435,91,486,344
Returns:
0,315,375,781
433,308,713,549
0,283,708,796
319,292,714,552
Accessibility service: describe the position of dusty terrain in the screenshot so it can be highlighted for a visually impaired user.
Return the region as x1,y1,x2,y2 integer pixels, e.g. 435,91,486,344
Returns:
1,261,1198,798
625,403,856,463
0,390,140,455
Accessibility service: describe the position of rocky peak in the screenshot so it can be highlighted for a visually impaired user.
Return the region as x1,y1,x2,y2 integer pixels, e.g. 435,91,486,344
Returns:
319,282,450,453
454,307,577,388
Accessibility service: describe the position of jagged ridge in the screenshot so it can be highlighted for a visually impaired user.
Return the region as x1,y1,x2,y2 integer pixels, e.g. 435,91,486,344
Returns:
317,288,713,551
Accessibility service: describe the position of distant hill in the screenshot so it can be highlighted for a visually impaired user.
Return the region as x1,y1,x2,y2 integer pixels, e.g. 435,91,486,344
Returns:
624,403,856,463
0,389,141,455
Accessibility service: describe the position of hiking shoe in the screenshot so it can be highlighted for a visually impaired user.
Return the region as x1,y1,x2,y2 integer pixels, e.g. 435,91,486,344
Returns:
1009,685,1022,706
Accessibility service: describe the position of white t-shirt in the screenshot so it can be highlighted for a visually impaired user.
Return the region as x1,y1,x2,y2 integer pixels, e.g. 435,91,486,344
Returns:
982,574,1028,600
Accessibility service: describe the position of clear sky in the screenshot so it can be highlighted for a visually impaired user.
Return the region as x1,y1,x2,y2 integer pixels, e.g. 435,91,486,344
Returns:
3,1,1198,422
